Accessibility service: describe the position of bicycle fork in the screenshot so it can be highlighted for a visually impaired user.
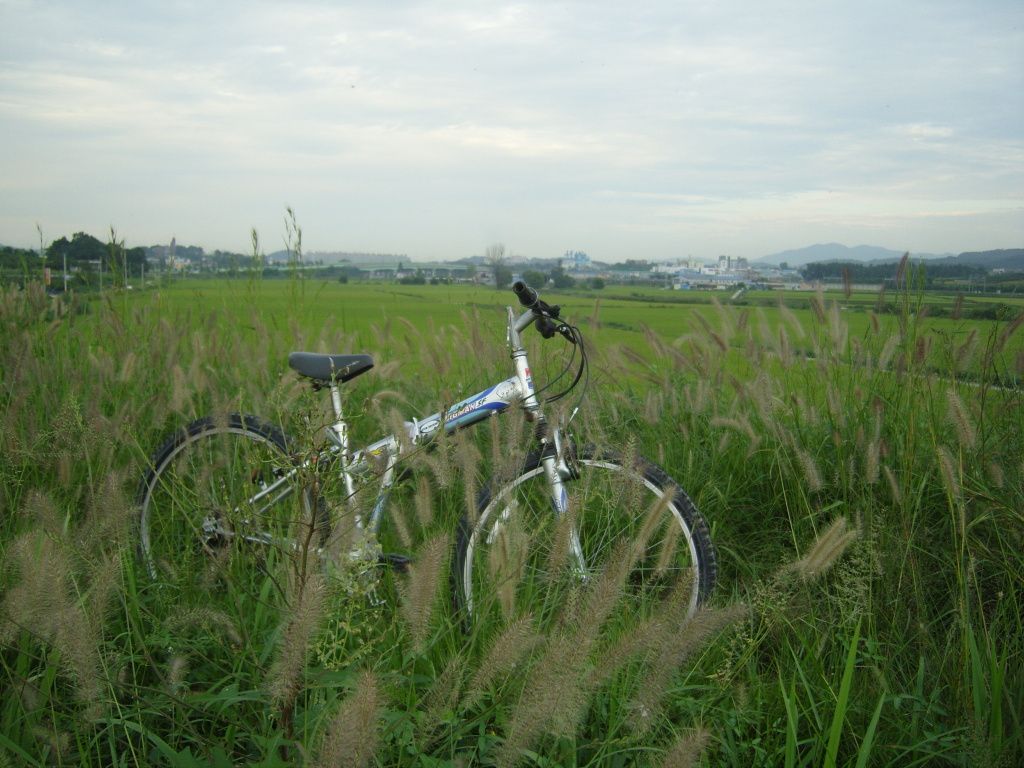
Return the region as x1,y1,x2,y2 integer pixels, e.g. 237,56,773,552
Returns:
539,432,588,581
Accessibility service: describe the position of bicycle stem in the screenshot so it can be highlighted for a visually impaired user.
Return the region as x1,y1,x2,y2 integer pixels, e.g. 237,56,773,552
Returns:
507,306,541,420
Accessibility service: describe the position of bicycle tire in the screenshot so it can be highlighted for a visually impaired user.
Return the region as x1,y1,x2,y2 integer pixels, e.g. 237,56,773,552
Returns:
453,444,717,625
136,413,319,589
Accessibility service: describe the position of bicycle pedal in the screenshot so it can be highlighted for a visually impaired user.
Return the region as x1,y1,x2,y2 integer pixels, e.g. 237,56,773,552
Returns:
378,553,412,573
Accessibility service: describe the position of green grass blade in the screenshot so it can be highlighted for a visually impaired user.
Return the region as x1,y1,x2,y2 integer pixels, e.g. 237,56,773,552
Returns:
781,677,799,768
0,731,45,767
824,615,861,768
853,688,885,768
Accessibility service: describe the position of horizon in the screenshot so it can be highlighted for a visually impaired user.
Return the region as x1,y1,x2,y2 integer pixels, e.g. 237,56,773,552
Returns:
8,235,1017,266
2,1,1022,260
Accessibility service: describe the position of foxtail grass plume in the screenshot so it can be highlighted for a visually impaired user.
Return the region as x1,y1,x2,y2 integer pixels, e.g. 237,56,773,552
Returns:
996,310,1024,354
416,654,467,745
456,432,482,525
789,517,858,582
488,510,529,621
883,465,902,505
317,668,380,768
863,440,880,485
987,461,1004,488
877,334,899,372
641,321,670,360
710,295,735,338
643,389,665,425
954,328,978,370
778,324,794,368
400,533,451,649
936,445,962,505
591,571,695,687
657,727,712,768
414,474,434,528
495,540,633,768
495,633,589,768
464,613,542,709
895,251,910,286
945,389,978,450
795,449,824,493
630,603,747,734
619,343,653,371
1,529,104,715
778,300,805,339
809,291,827,324
388,505,414,549
544,507,579,583
267,573,328,712
167,654,189,695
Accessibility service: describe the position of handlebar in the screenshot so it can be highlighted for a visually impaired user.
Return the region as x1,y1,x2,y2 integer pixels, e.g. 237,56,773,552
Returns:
510,281,587,405
511,280,572,342
512,280,540,308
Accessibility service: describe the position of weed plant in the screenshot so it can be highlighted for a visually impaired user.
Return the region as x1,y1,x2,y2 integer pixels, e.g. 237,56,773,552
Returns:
0,255,1021,766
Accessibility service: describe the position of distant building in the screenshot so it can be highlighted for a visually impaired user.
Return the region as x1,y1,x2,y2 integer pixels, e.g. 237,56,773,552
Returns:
565,250,591,269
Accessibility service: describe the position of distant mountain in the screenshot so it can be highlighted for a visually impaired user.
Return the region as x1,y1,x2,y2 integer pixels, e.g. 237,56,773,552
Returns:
755,244,1021,271
755,243,953,267
265,250,407,263
941,249,1024,271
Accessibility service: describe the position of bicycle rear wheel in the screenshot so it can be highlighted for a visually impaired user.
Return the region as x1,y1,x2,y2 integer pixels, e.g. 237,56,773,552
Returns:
454,444,717,627
136,414,317,592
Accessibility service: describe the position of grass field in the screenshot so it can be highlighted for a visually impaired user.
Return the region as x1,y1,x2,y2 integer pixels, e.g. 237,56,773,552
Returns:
1,274,1022,766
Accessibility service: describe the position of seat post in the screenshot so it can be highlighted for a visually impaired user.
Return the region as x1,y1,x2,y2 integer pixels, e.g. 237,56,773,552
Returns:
329,382,348,458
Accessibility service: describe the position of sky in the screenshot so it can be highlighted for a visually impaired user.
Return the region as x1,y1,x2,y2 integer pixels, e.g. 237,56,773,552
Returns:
1,0,1022,263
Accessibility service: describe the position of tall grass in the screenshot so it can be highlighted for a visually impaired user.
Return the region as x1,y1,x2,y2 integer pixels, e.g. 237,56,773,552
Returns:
0,263,1021,766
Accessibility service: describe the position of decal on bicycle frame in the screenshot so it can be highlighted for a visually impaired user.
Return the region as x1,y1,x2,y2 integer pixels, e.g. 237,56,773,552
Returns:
415,377,521,439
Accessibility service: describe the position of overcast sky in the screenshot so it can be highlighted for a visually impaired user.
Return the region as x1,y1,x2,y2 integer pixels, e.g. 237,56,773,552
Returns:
2,0,1022,262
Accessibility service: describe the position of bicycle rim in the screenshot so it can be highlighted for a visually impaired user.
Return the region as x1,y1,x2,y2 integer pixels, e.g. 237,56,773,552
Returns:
137,416,309,593
457,446,716,628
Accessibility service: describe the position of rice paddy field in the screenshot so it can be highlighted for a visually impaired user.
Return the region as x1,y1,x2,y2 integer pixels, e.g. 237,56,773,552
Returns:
1,274,1022,767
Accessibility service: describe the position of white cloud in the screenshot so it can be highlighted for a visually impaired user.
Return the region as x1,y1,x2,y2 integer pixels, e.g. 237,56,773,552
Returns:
1,0,1021,258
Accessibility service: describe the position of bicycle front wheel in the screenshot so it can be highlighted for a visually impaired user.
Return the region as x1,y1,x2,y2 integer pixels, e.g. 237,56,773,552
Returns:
136,414,315,591
454,444,717,627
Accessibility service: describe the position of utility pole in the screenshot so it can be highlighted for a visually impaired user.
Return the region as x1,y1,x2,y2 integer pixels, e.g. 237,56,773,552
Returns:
37,223,45,286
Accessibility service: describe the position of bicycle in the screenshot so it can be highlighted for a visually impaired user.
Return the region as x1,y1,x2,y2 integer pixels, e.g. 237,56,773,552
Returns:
136,281,717,625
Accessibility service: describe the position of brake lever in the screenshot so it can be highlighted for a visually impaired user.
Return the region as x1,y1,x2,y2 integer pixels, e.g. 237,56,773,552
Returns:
532,300,561,319
535,316,559,339
535,316,577,344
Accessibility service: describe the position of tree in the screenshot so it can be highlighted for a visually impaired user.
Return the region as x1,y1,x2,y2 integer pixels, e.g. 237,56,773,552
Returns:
47,232,106,266
485,243,511,289
522,269,547,289
399,268,426,285
550,260,575,290
43,232,147,285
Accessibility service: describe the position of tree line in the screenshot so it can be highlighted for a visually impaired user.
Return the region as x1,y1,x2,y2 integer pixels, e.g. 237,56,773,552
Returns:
1,232,146,288
802,260,987,284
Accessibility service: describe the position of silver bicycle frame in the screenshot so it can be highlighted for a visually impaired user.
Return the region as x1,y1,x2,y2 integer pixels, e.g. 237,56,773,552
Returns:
236,303,580,565
327,304,577,538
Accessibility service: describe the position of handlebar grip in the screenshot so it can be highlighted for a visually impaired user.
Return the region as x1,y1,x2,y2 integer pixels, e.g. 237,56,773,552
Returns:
512,280,539,308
